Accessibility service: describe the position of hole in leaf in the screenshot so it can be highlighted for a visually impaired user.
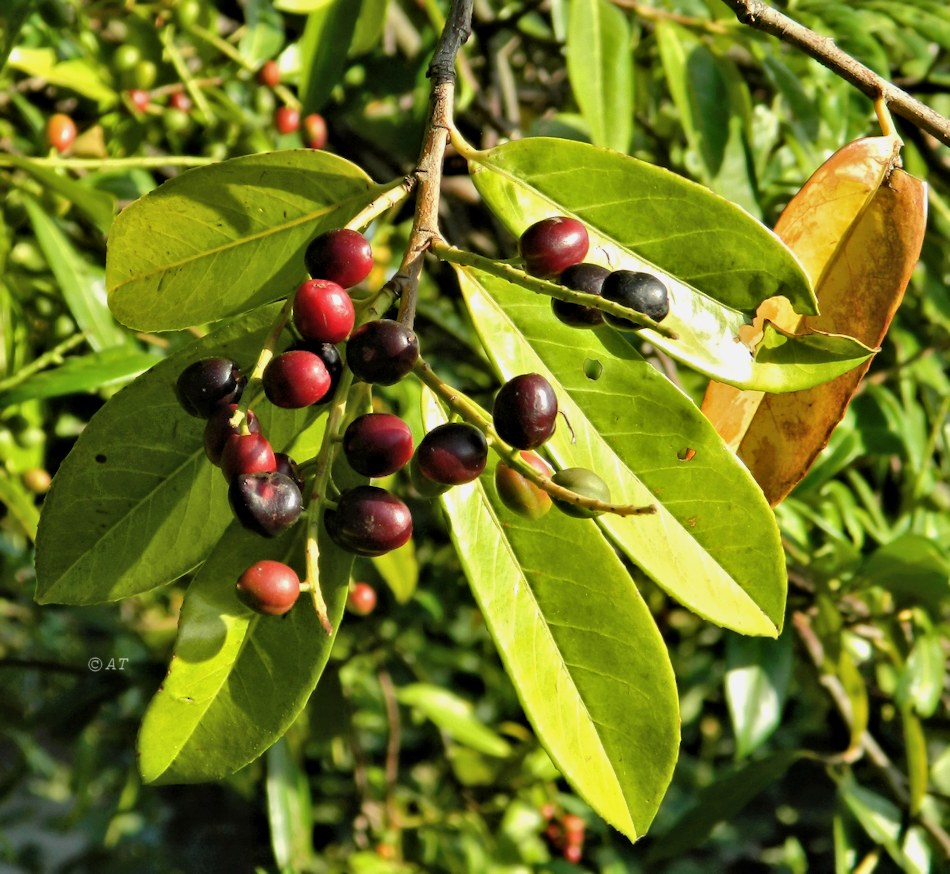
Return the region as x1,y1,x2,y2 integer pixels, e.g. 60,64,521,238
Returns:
677,448,696,462
583,358,603,381
95,454,107,463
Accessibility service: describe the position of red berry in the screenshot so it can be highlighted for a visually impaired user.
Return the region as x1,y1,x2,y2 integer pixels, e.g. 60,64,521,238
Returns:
263,350,331,408
415,423,488,486
236,560,300,616
324,486,412,556
304,229,373,288
46,113,77,153
257,60,280,88
347,581,377,616
220,433,276,482
128,89,150,112
204,405,261,465
563,843,582,864
494,452,553,519
274,105,300,134
169,90,192,112
229,471,303,538
343,413,414,478
561,814,585,841
519,216,589,277
492,373,558,450
303,112,327,149
292,279,355,344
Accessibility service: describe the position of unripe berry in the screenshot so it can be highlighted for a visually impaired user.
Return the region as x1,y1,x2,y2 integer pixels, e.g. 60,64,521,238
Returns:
292,279,355,344
128,89,150,112
304,229,373,288
303,112,327,149
236,560,300,616
494,452,553,519
519,216,589,277
257,60,280,88
551,467,611,518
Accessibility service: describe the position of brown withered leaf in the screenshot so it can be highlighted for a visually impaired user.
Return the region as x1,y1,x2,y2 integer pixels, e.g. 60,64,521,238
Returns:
735,168,926,505
702,136,903,451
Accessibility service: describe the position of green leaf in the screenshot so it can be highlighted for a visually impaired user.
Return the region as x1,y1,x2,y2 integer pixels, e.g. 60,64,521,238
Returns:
105,151,382,332
0,346,158,407
648,751,802,861
239,0,285,67
266,738,317,871
566,0,633,153
137,519,352,784
397,684,513,758
423,394,679,840
352,0,390,55
7,47,117,104
0,470,40,541
298,0,362,113
466,136,815,314
24,195,126,352
725,630,793,758
457,266,786,635
34,305,322,605
838,775,906,867
859,534,950,610
370,538,418,604
896,633,946,718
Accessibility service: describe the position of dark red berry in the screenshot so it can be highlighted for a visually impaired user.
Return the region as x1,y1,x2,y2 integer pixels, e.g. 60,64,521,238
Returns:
324,486,412,556
408,454,451,498
415,423,488,485
46,113,77,153
343,413,414,478
220,433,276,482
304,228,373,289
176,357,245,418
551,467,610,518
494,452,553,519
492,373,557,450
303,112,327,149
292,340,342,403
229,471,303,537
292,279,355,344
204,404,261,465
346,320,419,385
601,270,670,326
263,350,331,408
519,216,589,277
274,106,300,134
553,263,609,327
257,60,280,88
236,560,300,616
347,581,377,616
274,452,305,493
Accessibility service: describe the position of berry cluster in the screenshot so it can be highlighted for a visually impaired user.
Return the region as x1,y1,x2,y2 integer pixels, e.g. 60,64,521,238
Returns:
541,804,586,864
518,216,671,329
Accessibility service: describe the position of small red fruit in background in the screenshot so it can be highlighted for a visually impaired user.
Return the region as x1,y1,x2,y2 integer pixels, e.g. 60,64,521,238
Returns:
128,89,150,112
347,582,377,616
169,90,192,112
303,112,327,149
274,106,300,134
257,60,280,88
236,560,300,616
46,113,77,153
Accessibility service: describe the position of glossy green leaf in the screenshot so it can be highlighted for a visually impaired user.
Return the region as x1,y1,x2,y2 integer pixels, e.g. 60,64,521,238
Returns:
34,305,322,605
24,196,126,352
896,633,945,718
838,775,906,867
370,538,418,604
467,136,815,314
397,684,512,758
10,156,115,234
266,738,317,871
137,518,352,784
352,0,390,55
298,0,362,113
566,0,632,153
457,266,786,635
648,751,801,862
423,395,679,840
0,346,157,407
725,630,793,758
106,151,382,331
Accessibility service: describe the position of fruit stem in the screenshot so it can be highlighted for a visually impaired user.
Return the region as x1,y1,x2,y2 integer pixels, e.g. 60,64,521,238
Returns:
346,177,417,233
431,242,680,340
305,537,334,636
159,25,213,123
412,359,656,518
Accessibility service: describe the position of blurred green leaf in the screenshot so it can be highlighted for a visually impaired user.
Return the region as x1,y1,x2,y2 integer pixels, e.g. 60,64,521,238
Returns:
859,535,950,611
896,632,946,718
7,47,117,104
0,470,40,540
239,0,285,67
838,774,906,867
352,0,390,55
106,151,382,332
266,738,316,870
566,0,633,153
298,0,361,113
370,538,418,604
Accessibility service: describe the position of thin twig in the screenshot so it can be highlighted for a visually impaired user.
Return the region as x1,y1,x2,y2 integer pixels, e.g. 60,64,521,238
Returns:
378,669,401,831
720,0,950,147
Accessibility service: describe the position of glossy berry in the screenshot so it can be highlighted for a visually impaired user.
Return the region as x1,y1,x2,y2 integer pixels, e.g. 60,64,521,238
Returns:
176,357,245,418
293,279,355,344
346,320,419,385
128,88,150,112
257,60,280,88
168,90,192,112
553,263,609,327
292,340,342,402
303,112,327,149
220,432,276,482
519,216,589,277
495,452,553,519
347,581,377,616
274,452,305,493
204,404,261,465
274,105,300,134
601,270,670,326
409,454,451,498
263,350,331,408
229,471,303,537
324,486,412,556
236,560,300,616
493,373,557,450
343,413,414,478
551,467,611,518
415,423,488,486
304,229,373,288
46,113,77,153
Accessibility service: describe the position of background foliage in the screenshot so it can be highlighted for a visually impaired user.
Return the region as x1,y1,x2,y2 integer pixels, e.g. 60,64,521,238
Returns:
1,0,948,871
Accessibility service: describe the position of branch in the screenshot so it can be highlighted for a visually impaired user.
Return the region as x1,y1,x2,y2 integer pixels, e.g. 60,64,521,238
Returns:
720,0,950,147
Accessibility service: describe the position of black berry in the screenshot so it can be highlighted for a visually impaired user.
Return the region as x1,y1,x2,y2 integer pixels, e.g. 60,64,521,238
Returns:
304,228,373,288
274,452,305,493
346,320,419,385
519,216,589,277
493,373,558,450
229,471,303,537
176,357,245,418
415,423,488,485
236,560,300,616
601,270,670,326
324,486,413,556
343,413,414,478
553,263,609,327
